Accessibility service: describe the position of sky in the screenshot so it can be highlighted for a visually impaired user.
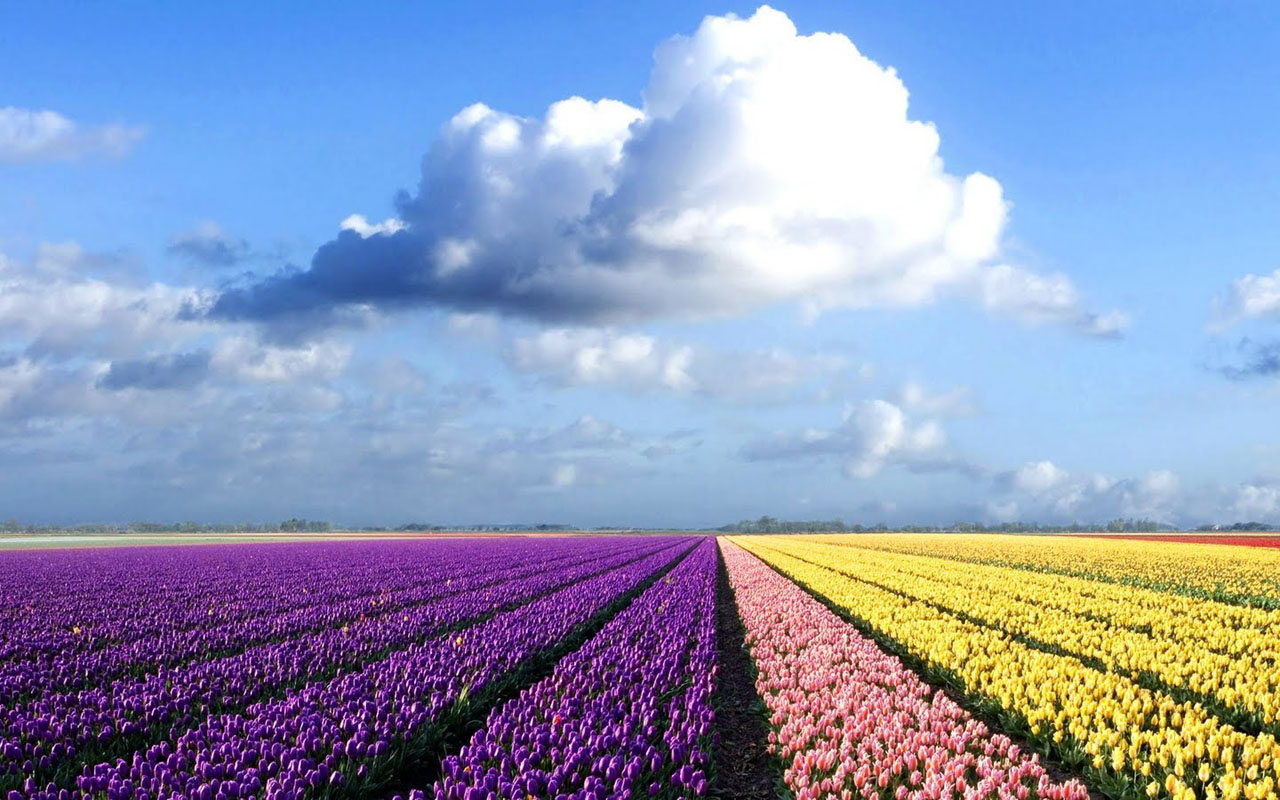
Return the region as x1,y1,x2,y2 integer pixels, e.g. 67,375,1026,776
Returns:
3,1,1280,528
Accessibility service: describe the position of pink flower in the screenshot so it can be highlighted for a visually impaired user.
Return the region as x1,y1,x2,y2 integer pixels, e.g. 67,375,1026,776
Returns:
720,539,1089,800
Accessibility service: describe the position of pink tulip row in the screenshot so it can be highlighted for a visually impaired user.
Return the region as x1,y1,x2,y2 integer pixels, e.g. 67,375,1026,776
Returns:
719,539,1089,800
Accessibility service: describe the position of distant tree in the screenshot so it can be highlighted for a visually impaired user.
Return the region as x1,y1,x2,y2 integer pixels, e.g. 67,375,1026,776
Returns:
1224,521,1270,531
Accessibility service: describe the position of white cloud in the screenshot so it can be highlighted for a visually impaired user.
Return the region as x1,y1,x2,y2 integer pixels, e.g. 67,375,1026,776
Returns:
216,6,1122,338
509,328,696,393
0,248,213,359
979,264,1130,337
0,244,358,412
897,380,975,417
339,214,407,238
992,462,1186,523
210,336,352,383
0,107,144,163
743,398,960,478
1231,483,1280,520
1011,460,1069,494
0,357,45,415
508,327,845,400
1213,268,1280,329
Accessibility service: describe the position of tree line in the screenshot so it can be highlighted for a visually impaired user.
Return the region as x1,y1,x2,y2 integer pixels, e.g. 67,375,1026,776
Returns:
715,516,1276,534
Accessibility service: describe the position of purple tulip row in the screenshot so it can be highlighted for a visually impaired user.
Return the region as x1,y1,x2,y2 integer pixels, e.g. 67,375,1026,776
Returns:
0,538,682,787
424,537,717,800
0,540,612,704
18,539,700,800
0,543,431,664
0,538,594,670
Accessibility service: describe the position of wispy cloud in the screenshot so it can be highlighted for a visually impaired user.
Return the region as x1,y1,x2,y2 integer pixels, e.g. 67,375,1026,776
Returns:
0,107,145,163
508,327,847,402
1213,337,1280,380
167,222,252,268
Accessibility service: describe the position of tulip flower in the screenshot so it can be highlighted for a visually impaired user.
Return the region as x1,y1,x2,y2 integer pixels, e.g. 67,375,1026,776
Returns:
721,539,1089,800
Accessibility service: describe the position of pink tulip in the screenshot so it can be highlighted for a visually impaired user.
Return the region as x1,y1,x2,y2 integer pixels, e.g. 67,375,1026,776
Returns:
720,540,1089,800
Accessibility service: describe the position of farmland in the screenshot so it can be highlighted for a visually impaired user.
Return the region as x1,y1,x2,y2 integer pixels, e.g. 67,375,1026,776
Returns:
2,534,1279,800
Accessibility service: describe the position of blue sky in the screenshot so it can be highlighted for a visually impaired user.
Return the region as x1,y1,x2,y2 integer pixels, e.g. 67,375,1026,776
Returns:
3,2,1279,527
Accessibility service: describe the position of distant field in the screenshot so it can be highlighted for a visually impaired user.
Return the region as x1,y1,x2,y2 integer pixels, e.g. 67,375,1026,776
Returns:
1070,532,1280,548
0,531,583,550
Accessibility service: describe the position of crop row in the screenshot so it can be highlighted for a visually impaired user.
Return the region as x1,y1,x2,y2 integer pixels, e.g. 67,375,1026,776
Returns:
736,536,1280,800
809,534,1280,608
423,537,717,800
720,539,1087,800
15,539,696,800
1,538,681,788
0,540,612,703
0,542,446,663
774,539,1280,735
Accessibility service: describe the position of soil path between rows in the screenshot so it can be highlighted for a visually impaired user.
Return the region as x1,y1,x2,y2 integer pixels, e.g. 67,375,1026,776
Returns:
711,540,786,800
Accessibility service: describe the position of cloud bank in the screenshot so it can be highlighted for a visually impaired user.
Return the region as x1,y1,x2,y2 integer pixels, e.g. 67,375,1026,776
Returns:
209,6,1121,338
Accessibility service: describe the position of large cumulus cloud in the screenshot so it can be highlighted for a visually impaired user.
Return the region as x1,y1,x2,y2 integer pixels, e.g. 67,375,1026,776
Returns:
210,6,1122,337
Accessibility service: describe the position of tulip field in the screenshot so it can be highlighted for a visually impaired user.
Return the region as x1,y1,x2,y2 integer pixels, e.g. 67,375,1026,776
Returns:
729,534,1280,800
2,533,1279,800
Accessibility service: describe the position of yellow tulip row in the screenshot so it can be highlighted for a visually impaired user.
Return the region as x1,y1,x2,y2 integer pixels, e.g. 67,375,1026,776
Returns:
733,536,1280,800
801,537,1280,661
816,534,1280,607
770,538,1280,732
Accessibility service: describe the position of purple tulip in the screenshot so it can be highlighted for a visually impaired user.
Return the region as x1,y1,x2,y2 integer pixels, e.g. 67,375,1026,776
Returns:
3,537,696,800
429,540,717,800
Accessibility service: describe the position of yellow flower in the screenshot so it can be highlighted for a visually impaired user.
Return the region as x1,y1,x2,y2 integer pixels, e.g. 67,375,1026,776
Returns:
729,534,1280,800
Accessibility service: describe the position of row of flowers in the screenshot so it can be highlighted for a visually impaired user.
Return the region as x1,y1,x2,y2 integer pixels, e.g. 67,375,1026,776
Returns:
736,536,1280,800
804,533,1280,608
4,539,691,798
419,537,717,800
0,540,449,665
775,538,1280,735
0,539,619,705
721,539,1088,800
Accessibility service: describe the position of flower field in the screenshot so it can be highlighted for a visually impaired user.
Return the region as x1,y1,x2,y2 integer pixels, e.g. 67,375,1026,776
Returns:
2,532,1278,800
732,534,1280,800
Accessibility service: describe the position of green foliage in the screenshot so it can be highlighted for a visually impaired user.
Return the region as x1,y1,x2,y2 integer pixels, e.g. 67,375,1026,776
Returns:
719,516,1192,534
